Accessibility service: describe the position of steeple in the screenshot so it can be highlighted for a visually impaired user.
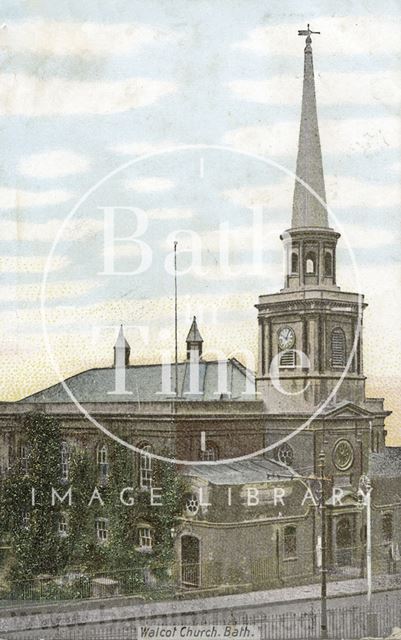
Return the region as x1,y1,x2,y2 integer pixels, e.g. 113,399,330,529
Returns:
186,316,203,360
281,25,340,290
292,24,328,229
113,325,130,367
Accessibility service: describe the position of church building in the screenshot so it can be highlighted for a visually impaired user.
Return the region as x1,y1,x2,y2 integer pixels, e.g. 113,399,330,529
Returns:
0,26,399,595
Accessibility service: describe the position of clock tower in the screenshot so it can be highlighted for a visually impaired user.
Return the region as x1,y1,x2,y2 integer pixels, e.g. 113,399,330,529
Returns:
256,27,367,415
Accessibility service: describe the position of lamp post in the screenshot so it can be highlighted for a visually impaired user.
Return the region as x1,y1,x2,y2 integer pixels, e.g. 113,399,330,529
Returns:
358,474,372,605
318,450,328,640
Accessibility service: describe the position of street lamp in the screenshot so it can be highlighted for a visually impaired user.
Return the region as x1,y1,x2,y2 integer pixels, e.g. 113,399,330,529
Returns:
358,474,372,605
318,450,328,640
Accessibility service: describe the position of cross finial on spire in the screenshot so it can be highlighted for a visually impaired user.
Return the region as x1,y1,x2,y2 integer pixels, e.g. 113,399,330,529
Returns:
298,23,320,45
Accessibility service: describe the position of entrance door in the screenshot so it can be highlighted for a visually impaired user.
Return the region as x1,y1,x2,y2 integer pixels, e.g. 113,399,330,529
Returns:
336,516,353,566
181,535,200,587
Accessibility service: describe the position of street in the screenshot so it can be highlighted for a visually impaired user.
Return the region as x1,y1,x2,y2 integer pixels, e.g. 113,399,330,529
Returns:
2,587,401,640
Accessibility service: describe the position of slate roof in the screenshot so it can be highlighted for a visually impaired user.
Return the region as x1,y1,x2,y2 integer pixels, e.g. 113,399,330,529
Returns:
184,457,298,485
369,447,401,476
20,358,255,404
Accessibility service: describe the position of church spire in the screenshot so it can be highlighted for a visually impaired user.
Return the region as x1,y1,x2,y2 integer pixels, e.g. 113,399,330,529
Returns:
292,24,328,228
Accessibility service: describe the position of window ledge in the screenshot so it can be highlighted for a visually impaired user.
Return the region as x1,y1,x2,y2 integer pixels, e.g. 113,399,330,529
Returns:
135,546,153,554
283,557,298,562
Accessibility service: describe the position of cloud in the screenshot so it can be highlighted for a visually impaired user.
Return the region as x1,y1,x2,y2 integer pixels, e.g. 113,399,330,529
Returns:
0,218,103,243
111,140,179,156
327,176,401,209
102,243,142,260
147,208,193,220
125,177,174,193
224,175,401,216
235,17,401,57
191,261,281,281
0,74,176,116
0,255,69,273
18,150,90,179
223,117,400,157
0,279,100,302
0,187,73,209
2,20,176,57
227,71,401,107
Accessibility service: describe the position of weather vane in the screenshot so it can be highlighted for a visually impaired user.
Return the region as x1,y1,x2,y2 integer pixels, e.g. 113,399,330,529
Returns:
298,23,320,42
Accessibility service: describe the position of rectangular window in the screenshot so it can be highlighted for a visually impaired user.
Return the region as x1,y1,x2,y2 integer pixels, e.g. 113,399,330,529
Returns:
21,511,29,530
97,446,109,484
283,526,297,559
58,514,68,537
61,442,69,481
95,517,109,543
138,527,152,550
20,444,29,474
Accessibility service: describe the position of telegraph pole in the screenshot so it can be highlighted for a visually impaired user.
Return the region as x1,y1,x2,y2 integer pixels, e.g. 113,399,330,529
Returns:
319,450,328,640
174,241,178,398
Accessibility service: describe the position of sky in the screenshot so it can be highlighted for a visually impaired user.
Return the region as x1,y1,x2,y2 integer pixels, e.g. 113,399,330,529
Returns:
0,1,400,442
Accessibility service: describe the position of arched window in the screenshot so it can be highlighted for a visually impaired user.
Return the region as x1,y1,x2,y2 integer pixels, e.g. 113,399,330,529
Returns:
331,328,346,368
290,252,299,274
324,251,333,276
60,441,69,481
382,513,393,544
97,445,109,484
283,525,297,559
138,444,152,489
305,251,316,274
200,442,219,461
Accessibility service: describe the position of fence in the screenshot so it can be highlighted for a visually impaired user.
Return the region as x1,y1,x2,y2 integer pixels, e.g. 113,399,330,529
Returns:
1,540,400,611
2,601,401,640
0,565,174,605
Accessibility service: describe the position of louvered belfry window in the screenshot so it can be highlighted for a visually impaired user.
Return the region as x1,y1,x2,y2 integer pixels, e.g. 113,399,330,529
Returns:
331,328,346,368
280,349,296,367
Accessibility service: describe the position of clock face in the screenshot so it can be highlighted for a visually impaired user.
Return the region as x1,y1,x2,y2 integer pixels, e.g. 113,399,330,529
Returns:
278,326,295,350
333,439,354,471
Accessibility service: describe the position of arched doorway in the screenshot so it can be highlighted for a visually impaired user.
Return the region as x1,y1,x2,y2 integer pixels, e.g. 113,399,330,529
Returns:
181,535,200,587
336,516,353,566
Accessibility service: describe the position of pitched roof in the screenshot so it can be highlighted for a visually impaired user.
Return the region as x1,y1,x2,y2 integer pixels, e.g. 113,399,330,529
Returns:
184,456,298,485
20,358,255,404
369,448,401,476
186,316,203,343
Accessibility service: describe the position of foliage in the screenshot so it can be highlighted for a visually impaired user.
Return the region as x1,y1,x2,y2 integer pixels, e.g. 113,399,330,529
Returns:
0,412,66,581
0,422,187,592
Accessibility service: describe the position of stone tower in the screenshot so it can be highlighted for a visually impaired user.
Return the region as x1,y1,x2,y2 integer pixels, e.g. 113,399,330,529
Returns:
256,27,366,414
